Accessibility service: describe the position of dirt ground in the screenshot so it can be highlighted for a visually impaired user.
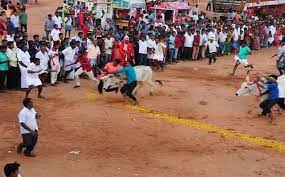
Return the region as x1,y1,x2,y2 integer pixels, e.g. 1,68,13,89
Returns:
1,1,285,177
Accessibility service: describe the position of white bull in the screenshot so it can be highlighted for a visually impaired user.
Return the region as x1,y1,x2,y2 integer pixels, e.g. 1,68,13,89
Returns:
235,74,285,101
101,66,162,95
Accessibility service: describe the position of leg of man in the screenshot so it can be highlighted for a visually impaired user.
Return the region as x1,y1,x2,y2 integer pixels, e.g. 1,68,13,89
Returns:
98,80,104,94
278,98,285,110
231,61,241,75
126,81,138,102
37,85,43,98
202,46,207,59
74,67,84,87
22,133,34,155
208,53,213,64
138,53,143,65
50,65,57,85
85,70,99,84
0,70,7,91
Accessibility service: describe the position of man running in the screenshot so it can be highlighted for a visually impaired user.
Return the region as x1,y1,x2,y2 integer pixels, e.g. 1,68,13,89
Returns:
98,59,121,94
231,41,253,76
117,61,138,105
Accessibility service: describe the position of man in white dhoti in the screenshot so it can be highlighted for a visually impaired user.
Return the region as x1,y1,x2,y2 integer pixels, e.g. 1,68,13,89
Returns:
17,44,31,89
49,41,61,86
25,58,46,98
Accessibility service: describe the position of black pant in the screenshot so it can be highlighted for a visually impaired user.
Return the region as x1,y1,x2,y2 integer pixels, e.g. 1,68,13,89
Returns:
21,24,27,32
98,80,118,94
208,53,217,64
120,81,137,101
259,99,279,115
183,47,193,60
278,98,285,110
206,3,212,11
7,66,20,89
22,132,38,154
0,70,7,90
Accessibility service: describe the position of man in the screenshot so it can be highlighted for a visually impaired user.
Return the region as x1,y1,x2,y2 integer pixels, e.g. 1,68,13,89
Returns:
199,28,208,60
192,30,200,60
104,34,114,62
258,76,280,124
6,41,20,90
231,41,253,75
218,28,227,55
273,39,285,75
25,58,46,98
167,32,175,63
70,50,99,88
4,162,22,177
17,43,31,89
62,40,76,83
10,11,20,33
138,35,148,65
0,45,8,92
206,37,219,65
98,59,121,94
19,8,27,32
206,0,212,11
6,17,15,41
50,24,60,42
52,12,62,29
87,39,101,74
17,97,40,157
35,43,49,84
183,29,194,60
117,61,138,105
44,14,54,40
49,41,61,86
147,34,156,66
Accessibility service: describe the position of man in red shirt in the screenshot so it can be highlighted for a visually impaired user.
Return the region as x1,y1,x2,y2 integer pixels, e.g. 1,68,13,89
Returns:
68,50,99,88
192,30,200,60
174,31,185,62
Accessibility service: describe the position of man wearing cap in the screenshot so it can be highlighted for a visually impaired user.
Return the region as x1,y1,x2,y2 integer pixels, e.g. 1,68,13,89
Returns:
122,36,135,65
206,36,219,65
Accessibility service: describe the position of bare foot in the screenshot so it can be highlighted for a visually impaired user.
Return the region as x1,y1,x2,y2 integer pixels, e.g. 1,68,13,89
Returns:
38,95,45,99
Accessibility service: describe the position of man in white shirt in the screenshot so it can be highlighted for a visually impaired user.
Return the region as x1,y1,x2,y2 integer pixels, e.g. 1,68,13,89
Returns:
50,24,61,42
6,41,20,90
17,97,40,157
87,40,101,70
138,36,148,65
52,12,63,29
147,34,156,64
104,34,114,62
183,30,194,60
62,41,77,83
199,29,208,59
25,58,46,98
35,43,49,85
206,37,219,65
10,11,20,32
218,28,227,55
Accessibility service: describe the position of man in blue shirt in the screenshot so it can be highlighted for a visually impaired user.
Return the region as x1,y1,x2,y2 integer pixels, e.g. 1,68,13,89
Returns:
117,61,138,105
259,76,280,124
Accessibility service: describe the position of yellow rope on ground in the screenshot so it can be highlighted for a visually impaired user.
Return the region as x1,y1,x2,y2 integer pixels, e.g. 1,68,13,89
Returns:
127,105,285,153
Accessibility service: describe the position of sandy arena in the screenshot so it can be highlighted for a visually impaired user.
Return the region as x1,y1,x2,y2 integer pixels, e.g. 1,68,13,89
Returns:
1,1,285,177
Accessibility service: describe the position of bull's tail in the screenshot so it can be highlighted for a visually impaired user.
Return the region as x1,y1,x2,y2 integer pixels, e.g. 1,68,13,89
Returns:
155,80,163,86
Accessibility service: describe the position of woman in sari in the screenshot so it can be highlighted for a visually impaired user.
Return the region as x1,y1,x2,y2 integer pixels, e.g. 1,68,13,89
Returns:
252,30,260,50
225,29,232,55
